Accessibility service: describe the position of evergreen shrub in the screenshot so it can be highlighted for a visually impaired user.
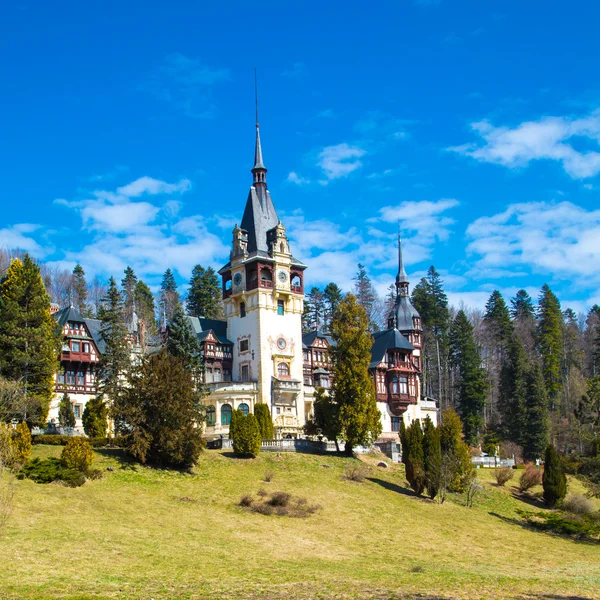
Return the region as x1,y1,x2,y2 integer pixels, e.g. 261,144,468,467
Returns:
18,458,86,487
61,438,94,472
11,422,32,466
82,397,108,438
254,403,274,439
231,413,261,458
542,445,567,507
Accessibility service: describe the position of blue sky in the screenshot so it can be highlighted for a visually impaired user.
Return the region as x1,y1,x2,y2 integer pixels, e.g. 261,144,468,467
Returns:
2,0,600,313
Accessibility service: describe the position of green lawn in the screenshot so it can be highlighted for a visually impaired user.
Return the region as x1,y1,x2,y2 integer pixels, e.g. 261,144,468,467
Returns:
0,445,598,599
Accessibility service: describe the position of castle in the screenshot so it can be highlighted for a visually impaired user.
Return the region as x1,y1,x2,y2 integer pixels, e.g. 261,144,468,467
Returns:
47,119,437,439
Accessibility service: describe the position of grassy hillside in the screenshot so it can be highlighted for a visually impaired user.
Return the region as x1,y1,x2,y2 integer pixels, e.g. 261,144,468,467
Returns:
0,446,598,599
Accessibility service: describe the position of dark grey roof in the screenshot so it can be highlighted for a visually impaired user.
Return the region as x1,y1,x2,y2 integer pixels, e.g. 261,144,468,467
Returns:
54,306,86,327
313,367,330,375
396,235,409,285
219,251,306,273
186,316,232,345
240,185,279,254
302,330,336,348
370,328,414,368
84,318,106,354
394,295,421,331
252,125,266,170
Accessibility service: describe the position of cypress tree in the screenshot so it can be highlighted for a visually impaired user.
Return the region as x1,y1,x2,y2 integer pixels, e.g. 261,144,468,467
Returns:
72,264,89,316
98,277,131,427
330,294,382,454
440,409,473,493
231,413,261,458
12,421,32,465
58,393,76,428
499,333,528,444
229,408,241,441
82,396,108,438
186,265,223,319
254,403,274,439
166,304,202,371
542,444,567,507
399,418,408,464
537,284,563,422
522,361,549,461
422,417,442,500
0,255,58,425
405,420,425,495
450,310,488,445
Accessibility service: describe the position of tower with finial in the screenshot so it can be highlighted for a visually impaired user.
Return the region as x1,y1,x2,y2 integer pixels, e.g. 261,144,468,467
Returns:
217,73,307,438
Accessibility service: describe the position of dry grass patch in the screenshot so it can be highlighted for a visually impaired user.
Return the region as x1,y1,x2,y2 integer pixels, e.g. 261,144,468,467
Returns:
239,490,321,518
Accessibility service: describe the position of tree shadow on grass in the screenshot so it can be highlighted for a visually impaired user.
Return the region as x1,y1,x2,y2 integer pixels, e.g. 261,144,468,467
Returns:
220,452,255,460
367,477,420,498
511,490,546,509
94,447,138,470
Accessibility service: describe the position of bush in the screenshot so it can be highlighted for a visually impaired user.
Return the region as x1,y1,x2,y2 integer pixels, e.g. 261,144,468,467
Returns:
521,510,600,540
344,463,366,483
268,492,291,507
239,494,254,507
542,445,567,507
12,422,32,466
239,491,321,518
563,494,594,515
254,403,274,440
494,467,514,487
18,458,86,487
61,438,94,472
519,465,543,492
231,413,261,458
32,435,125,448
82,397,108,438
0,424,15,469
263,469,274,482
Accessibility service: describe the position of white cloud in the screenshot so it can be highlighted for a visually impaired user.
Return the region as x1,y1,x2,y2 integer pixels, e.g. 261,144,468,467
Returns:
466,200,600,284
317,143,366,181
286,171,311,186
0,224,50,257
449,110,600,178
117,176,191,197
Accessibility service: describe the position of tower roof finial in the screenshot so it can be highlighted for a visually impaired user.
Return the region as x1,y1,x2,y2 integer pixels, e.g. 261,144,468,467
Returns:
252,68,266,175
396,223,409,286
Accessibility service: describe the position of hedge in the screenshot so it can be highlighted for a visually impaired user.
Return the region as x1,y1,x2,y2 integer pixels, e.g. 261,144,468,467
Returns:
32,435,127,448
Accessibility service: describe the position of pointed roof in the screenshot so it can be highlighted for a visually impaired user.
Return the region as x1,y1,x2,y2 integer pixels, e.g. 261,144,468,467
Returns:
240,185,279,253
252,125,266,171
54,306,86,327
396,230,409,286
370,329,415,368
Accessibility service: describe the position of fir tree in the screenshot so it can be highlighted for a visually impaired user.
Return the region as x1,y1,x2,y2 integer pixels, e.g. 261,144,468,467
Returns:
405,420,425,495
537,284,564,425
186,265,223,319
254,403,274,440
498,333,528,444
450,310,488,445
0,255,58,425
121,266,138,327
115,350,205,468
159,268,180,324
542,444,567,507
134,280,157,338
323,282,343,329
97,277,131,425
231,413,261,458
58,393,75,428
439,409,473,493
330,294,382,454
422,416,442,500
303,287,326,332
82,396,108,438
510,290,535,320
308,387,341,449
72,264,89,316
522,361,549,461
166,304,202,372
484,290,513,354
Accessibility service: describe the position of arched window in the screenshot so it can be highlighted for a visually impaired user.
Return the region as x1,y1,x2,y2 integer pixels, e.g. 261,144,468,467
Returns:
260,267,272,281
291,274,301,287
221,403,232,426
206,406,216,426
240,302,246,318
225,279,232,291
391,376,399,394
277,362,290,377
239,403,249,416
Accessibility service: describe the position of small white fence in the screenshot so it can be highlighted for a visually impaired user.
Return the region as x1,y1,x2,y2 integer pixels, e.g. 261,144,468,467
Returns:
471,456,515,468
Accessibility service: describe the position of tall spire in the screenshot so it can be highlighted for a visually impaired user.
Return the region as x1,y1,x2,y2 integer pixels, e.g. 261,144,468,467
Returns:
396,225,409,296
252,68,267,183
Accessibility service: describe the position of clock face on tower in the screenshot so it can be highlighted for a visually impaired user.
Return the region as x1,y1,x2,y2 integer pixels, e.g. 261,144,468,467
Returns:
233,272,242,286
278,270,288,283
277,337,286,350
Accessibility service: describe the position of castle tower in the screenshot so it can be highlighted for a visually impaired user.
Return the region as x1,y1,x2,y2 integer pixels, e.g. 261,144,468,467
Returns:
218,117,307,438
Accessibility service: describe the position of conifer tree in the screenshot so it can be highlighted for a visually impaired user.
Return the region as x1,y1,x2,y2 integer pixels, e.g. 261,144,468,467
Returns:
484,291,513,347
82,396,108,438
97,277,130,424
422,416,442,500
499,333,528,444
308,388,341,449
510,289,537,358
72,264,89,316
159,268,180,324
330,294,382,454
121,266,138,326
405,420,425,495
186,265,223,319
12,421,32,465
254,403,274,439
58,393,75,428
537,284,564,428
303,287,326,331
134,280,157,337
522,361,549,461
166,304,202,371
510,290,535,321
353,264,380,332
229,408,241,440
542,444,567,507
0,255,57,425
323,282,343,329
450,310,488,445
231,412,261,458
439,409,473,493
